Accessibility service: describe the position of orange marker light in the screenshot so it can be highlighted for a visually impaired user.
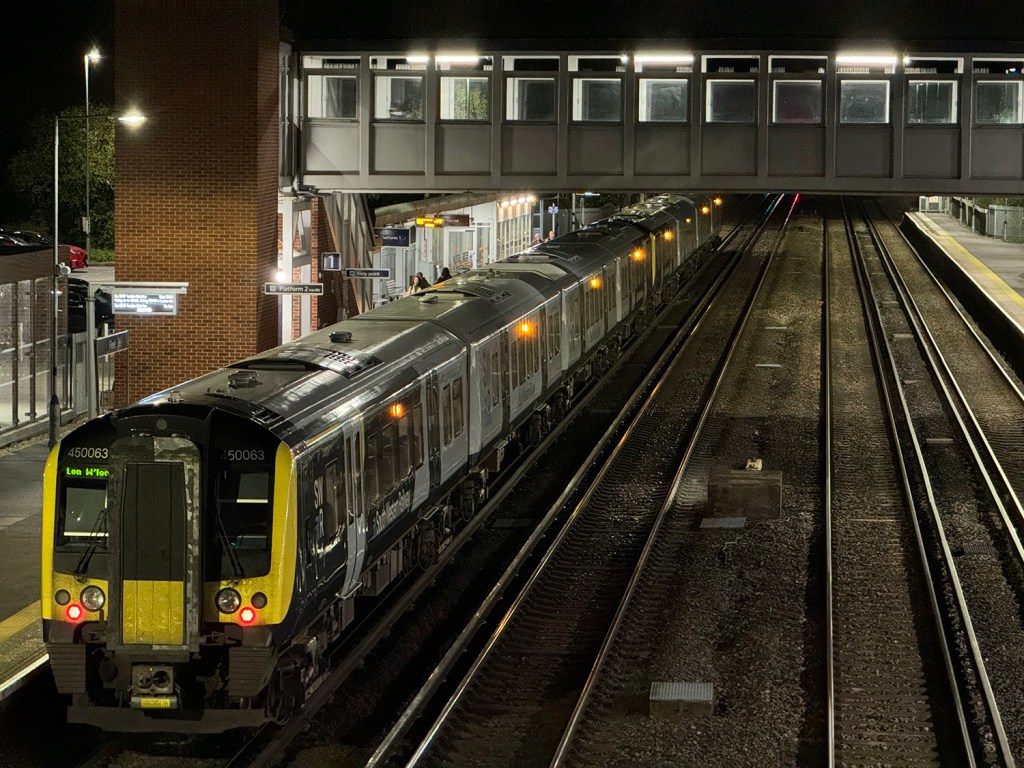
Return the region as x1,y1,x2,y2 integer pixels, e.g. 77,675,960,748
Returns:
239,606,257,625
388,403,405,418
663,230,673,240
519,321,533,336
632,249,645,261
66,604,84,622
589,277,602,289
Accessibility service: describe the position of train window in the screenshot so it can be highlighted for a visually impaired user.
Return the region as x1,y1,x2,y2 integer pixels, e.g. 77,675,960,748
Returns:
323,460,340,540
57,481,108,546
772,81,823,124
506,77,556,121
375,75,424,120
572,78,622,122
546,306,560,360
706,80,756,124
412,401,425,467
907,81,957,124
490,349,501,405
453,378,465,437
440,76,490,120
216,468,272,575
605,268,616,314
510,337,521,389
308,75,358,119
639,79,688,122
380,422,398,491
364,431,380,504
442,383,453,444
975,82,1023,124
569,293,581,344
839,81,890,124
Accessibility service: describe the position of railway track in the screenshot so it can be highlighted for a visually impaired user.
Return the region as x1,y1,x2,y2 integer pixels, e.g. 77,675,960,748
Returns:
837,197,1024,765
362,195,796,767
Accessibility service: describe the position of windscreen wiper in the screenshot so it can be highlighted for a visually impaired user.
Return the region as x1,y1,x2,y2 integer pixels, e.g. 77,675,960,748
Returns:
74,507,108,576
215,510,246,580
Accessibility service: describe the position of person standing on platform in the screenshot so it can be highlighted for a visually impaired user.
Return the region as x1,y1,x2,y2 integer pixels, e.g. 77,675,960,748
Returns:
546,230,555,241
532,233,543,246
439,267,453,282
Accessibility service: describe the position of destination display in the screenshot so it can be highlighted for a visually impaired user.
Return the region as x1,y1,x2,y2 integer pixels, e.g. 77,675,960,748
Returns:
112,291,178,316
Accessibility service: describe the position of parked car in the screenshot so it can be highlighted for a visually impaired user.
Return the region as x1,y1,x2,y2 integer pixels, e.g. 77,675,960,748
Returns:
4,230,89,270
67,277,114,333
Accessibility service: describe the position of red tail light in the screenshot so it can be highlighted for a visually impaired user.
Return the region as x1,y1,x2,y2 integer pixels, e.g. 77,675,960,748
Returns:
65,604,84,622
239,606,257,625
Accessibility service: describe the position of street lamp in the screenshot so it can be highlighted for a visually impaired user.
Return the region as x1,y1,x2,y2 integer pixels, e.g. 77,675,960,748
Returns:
84,48,102,262
50,110,146,447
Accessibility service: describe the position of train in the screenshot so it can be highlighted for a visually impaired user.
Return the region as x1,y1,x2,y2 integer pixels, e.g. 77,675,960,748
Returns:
42,194,716,731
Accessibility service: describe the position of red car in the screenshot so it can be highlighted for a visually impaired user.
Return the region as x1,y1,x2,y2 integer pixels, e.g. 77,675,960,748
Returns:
7,230,89,270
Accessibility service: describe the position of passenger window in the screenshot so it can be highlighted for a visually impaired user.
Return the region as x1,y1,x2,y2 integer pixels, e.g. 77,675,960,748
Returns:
443,383,453,444
490,349,501,405
397,411,412,478
323,460,340,541
412,402,424,467
364,431,379,504
380,422,397,491
547,306,560,360
453,378,465,437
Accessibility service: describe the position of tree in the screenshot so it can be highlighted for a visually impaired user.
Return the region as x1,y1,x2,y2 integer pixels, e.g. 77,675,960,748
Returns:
5,104,115,250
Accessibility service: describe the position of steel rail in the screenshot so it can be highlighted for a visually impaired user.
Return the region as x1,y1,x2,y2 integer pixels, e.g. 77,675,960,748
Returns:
822,203,835,768
842,197,994,767
230,203,761,768
548,193,796,767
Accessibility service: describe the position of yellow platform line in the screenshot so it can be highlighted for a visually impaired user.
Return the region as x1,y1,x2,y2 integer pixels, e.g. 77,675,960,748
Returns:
0,601,41,641
913,213,1024,312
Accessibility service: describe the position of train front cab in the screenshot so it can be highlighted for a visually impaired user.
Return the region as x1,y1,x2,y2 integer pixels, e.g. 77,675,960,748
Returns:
42,411,298,732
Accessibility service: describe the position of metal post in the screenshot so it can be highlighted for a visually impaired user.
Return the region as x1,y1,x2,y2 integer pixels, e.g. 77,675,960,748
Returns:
86,290,98,418
84,54,91,262
49,117,61,448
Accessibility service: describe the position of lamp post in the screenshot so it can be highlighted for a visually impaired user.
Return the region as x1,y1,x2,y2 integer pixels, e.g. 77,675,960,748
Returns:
84,48,101,262
50,111,146,447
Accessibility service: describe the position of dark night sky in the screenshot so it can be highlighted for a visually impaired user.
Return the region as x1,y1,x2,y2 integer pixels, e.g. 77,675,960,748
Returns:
2,0,1021,225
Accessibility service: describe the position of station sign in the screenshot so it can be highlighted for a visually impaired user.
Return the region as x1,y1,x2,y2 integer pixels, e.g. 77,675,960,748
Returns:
263,283,324,295
99,282,189,318
375,227,416,247
342,268,391,279
548,205,559,215
112,291,179,316
95,330,129,358
321,252,341,271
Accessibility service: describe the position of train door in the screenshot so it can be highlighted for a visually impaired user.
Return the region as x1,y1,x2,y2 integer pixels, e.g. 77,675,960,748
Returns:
342,425,365,598
426,373,442,491
107,436,202,655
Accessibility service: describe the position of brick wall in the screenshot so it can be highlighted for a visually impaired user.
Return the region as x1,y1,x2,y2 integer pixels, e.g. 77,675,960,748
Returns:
114,0,279,401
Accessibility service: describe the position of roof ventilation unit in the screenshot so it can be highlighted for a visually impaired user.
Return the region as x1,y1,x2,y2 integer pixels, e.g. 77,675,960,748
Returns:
228,370,261,389
330,330,354,343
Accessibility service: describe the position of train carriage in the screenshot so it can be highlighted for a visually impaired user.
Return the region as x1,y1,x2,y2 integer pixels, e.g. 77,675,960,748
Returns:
41,194,711,730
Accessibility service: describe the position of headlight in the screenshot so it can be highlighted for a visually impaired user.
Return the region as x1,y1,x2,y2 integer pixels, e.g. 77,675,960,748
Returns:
55,589,71,606
216,588,241,614
80,586,105,612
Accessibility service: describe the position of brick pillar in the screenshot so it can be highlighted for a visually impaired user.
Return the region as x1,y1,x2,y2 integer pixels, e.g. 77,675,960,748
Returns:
114,0,278,400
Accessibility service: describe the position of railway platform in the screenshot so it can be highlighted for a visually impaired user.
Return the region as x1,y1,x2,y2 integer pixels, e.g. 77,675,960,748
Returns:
905,210,1024,331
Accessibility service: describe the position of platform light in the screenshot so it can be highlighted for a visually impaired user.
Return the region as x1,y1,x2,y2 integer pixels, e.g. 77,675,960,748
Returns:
275,269,288,283
663,230,673,240
713,197,722,206
701,205,711,215
685,217,692,224
634,54,694,65
405,54,430,64
632,248,645,261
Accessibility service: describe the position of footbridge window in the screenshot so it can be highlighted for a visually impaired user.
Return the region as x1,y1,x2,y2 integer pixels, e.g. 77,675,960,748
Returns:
769,57,826,125
438,55,492,121
372,56,427,121
571,55,625,122
973,60,1024,124
905,57,962,125
837,55,895,125
503,56,558,122
704,56,759,124
636,54,692,123
304,56,360,119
